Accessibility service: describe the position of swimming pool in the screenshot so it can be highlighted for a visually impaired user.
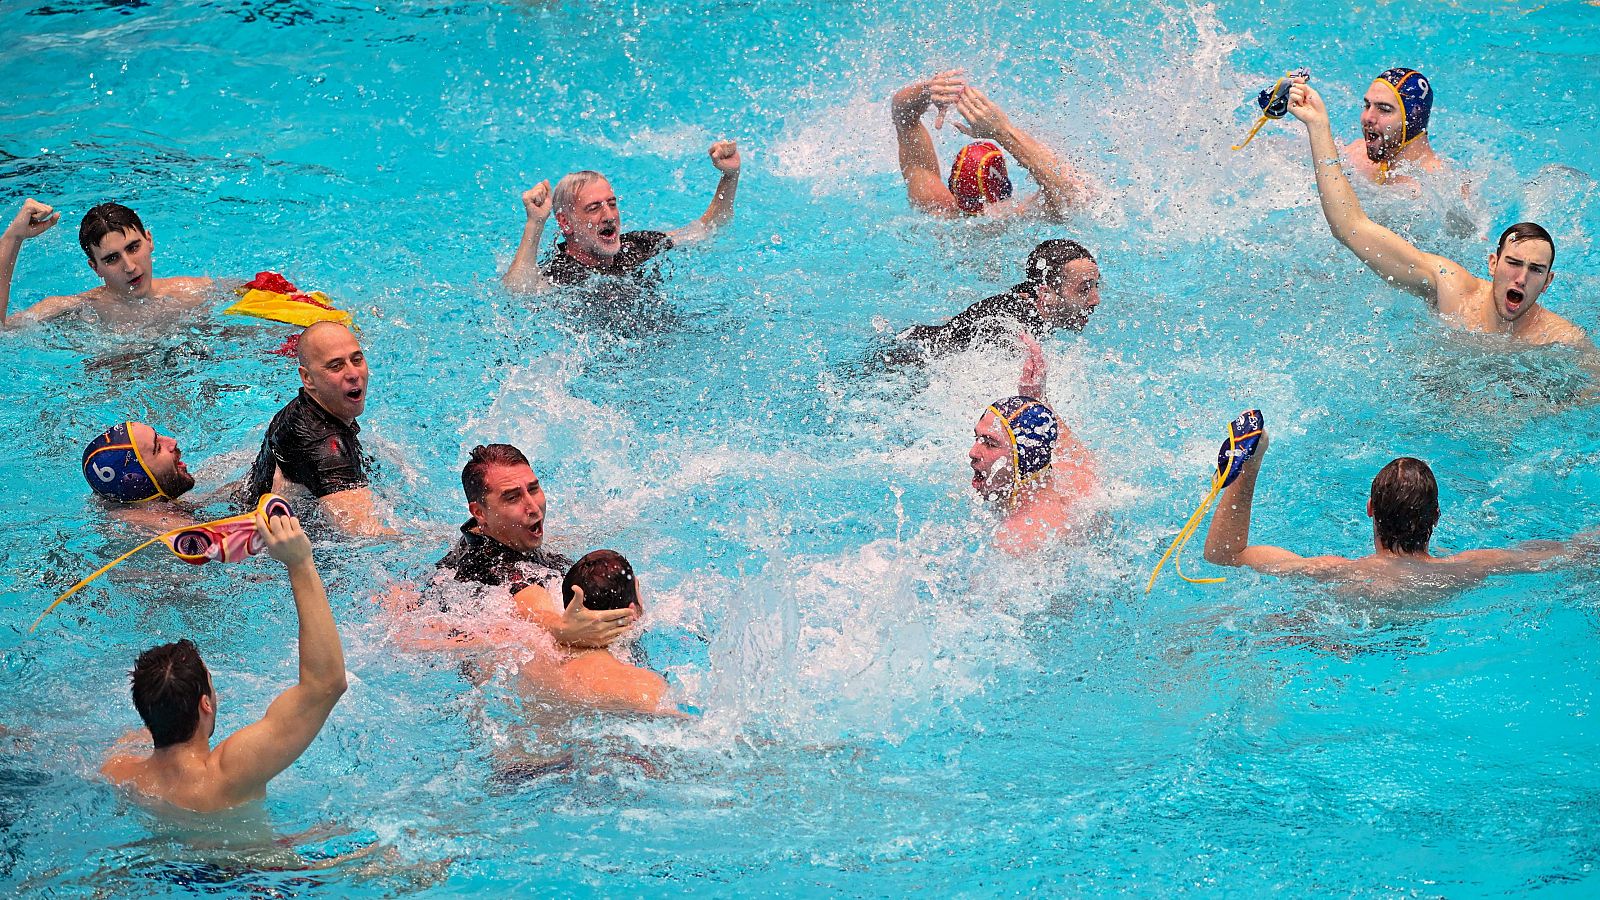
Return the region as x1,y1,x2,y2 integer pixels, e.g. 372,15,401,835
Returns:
3,0,1600,893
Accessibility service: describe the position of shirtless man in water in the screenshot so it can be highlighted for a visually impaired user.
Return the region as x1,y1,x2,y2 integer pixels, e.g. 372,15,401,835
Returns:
0,200,214,327
1202,425,1588,598
968,333,1096,554
102,510,347,813
1289,83,1590,350
1340,67,1446,187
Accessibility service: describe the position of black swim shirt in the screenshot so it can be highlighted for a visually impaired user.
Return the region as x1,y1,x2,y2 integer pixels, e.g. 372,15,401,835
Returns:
541,231,674,287
900,284,1049,356
243,389,371,503
435,518,574,597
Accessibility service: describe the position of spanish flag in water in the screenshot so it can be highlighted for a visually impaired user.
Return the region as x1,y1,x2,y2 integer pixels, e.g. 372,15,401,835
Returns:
226,271,353,328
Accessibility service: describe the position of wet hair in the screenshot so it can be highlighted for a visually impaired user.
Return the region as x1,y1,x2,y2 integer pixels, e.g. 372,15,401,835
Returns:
130,639,211,749
78,203,146,259
1023,240,1095,288
551,171,608,218
562,549,638,611
1495,222,1556,268
461,443,532,504
1369,457,1440,555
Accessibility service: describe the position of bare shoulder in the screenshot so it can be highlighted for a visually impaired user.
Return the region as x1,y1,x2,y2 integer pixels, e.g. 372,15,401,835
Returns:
1434,267,1487,317
155,276,217,299
1526,307,1590,348
100,752,141,783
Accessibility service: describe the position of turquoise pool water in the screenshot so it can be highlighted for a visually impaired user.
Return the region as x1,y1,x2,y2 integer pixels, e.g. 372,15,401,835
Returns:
3,0,1600,894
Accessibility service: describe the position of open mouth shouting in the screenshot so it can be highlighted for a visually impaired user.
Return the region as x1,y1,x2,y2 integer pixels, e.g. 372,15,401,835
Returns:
1504,288,1526,316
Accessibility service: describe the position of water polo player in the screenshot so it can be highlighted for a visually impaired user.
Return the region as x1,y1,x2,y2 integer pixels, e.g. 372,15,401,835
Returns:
1340,67,1445,185
1289,82,1593,352
900,239,1103,355
1201,421,1594,598
1,200,216,327
501,140,742,295
891,69,1088,221
967,334,1097,553
83,421,202,533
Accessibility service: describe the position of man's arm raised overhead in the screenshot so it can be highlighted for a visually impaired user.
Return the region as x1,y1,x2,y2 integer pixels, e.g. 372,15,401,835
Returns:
1288,84,1475,313
0,199,88,327
890,70,967,218
666,140,742,247
211,510,347,805
1203,428,1349,579
503,181,556,295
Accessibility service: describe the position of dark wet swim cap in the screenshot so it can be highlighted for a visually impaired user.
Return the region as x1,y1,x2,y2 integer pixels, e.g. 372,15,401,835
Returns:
985,396,1058,485
83,422,165,502
1374,68,1433,145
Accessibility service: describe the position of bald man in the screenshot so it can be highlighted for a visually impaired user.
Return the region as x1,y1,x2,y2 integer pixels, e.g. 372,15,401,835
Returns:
242,322,395,536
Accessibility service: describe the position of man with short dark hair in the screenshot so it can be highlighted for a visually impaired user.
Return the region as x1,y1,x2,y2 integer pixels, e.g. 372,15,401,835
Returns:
891,69,1089,221
243,321,394,537
900,240,1104,355
1289,83,1589,349
82,421,201,533
1202,424,1586,596
0,199,215,326
101,510,348,813
433,443,634,648
501,140,742,295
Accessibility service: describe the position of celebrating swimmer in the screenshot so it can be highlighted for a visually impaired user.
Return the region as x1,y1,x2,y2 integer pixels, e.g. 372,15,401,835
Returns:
241,322,396,537
968,333,1096,554
501,141,742,294
1341,68,1445,187
1202,424,1590,597
1288,83,1591,350
900,240,1103,355
0,200,216,327
433,444,634,648
516,550,677,716
101,509,348,813
891,70,1089,221
82,422,202,533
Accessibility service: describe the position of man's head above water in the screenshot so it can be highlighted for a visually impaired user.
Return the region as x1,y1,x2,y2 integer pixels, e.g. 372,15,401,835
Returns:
462,443,547,553
1022,239,1102,331
297,322,368,423
1369,456,1440,555
970,396,1059,502
551,171,621,265
83,421,196,502
78,203,155,298
130,638,216,749
1488,222,1556,324
1358,67,1433,163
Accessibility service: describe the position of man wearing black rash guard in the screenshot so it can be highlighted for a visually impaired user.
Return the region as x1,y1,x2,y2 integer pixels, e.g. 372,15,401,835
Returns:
243,321,395,537
900,239,1103,356
434,444,634,648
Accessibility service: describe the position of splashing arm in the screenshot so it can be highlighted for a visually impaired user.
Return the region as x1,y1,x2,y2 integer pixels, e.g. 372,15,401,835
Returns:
892,72,963,217
213,512,347,801
953,90,1087,219
503,181,555,295
1288,85,1466,305
1,198,83,326
668,141,742,247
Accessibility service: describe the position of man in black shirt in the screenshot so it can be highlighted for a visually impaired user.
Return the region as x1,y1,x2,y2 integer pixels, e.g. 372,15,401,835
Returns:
500,140,742,294
243,322,394,536
434,444,634,648
900,239,1103,356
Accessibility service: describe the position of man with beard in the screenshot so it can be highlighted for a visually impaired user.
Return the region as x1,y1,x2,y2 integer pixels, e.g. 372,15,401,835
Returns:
1289,83,1590,349
82,421,202,534
899,239,1103,356
101,509,348,813
500,141,742,295
243,321,395,536
1340,68,1445,187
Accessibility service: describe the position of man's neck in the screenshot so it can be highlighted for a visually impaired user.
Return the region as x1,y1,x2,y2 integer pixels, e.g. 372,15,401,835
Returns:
302,389,355,426
146,734,211,768
1371,539,1432,561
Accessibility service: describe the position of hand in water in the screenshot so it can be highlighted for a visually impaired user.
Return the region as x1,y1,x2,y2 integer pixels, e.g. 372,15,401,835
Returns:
260,510,313,567
951,87,1012,141
709,140,741,175
1287,83,1329,129
555,585,637,648
521,181,552,222
4,199,59,241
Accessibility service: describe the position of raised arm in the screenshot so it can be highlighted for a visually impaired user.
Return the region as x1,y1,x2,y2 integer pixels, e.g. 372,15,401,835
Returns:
502,182,555,295
1202,429,1342,576
953,88,1088,219
1288,84,1471,305
1,199,79,327
891,71,966,217
666,141,742,247
213,511,347,802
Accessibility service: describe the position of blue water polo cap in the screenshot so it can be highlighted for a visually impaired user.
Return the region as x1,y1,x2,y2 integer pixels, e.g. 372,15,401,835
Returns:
986,396,1059,484
1374,68,1432,145
1215,409,1264,488
83,422,165,502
